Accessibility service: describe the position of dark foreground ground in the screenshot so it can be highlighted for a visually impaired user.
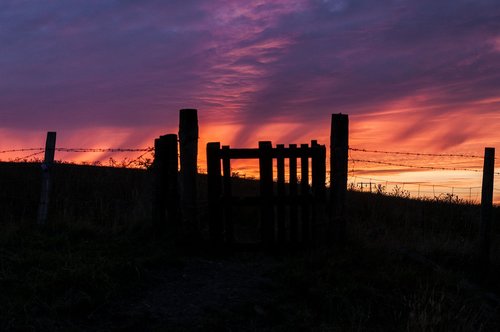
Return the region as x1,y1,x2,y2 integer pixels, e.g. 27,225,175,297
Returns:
1,162,500,331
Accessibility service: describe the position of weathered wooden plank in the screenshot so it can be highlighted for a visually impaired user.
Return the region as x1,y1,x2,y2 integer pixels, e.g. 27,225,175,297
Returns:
220,147,315,160
276,144,286,244
222,145,234,244
289,144,298,244
300,143,310,243
207,142,223,245
259,141,274,247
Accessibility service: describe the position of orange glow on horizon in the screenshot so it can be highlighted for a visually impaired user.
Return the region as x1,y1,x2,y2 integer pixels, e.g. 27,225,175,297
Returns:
0,112,499,204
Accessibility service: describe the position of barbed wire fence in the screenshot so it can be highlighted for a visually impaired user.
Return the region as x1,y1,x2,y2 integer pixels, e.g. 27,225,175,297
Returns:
0,147,155,168
1,144,498,204
348,147,499,204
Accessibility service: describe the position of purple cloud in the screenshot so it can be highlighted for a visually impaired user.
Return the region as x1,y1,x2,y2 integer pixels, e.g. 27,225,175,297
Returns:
0,0,499,151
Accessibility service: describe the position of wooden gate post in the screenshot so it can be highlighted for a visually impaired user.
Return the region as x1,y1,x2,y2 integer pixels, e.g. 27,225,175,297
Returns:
259,141,275,248
152,134,179,236
330,113,349,246
37,131,56,225
207,142,223,245
311,140,326,244
479,147,495,270
179,109,199,239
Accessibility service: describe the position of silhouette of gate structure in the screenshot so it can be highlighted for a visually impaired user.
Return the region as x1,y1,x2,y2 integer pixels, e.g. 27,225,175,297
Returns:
207,140,326,248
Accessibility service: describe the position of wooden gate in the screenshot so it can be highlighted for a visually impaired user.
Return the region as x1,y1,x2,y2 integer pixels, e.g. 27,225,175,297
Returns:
207,140,326,248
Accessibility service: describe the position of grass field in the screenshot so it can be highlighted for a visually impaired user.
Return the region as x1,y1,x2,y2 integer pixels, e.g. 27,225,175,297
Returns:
0,162,499,331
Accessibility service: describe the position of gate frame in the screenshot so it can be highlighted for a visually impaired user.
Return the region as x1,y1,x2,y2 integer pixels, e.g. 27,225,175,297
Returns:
206,140,326,248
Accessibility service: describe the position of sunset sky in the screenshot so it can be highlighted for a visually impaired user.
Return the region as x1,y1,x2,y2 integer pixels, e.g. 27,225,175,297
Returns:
0,0,499,201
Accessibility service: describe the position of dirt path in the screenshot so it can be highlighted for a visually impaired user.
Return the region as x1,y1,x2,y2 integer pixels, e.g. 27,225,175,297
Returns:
92,253,300,331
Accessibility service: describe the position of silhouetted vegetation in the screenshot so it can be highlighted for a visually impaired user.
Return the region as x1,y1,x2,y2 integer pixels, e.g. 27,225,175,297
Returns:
1,162,499,331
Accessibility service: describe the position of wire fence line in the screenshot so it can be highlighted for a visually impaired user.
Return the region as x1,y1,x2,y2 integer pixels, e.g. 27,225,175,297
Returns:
0,147,154,167
347,173,484,202
348,146,499,203
1,145,499,202
348,147,492,159
349,158,500,175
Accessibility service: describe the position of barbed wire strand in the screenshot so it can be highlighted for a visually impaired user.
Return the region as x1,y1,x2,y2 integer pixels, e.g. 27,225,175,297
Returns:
56,147,152,153
349,158,500,175
349,174,482,190
349,147,493,159
0,148,44,154
13,151,45,161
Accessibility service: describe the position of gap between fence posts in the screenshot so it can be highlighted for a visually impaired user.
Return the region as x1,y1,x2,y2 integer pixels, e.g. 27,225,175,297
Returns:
479,147,495,271
330,113,349,246
152,134,179,238
37,131,56,225
179,108,199,240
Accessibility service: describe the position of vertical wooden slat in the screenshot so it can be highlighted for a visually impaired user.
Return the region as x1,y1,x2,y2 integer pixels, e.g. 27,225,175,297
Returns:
37,131,56,225
479,147,495,270
289,144,298,245
222,145,233,245
331,113,349,246
207,142,223,245
276,144,286,245
179,108,199,239
259,141,274,248
300,143,310,243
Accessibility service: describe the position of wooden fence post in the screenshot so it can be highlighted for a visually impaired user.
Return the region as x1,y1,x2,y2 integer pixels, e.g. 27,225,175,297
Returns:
37,131,56,225
276,144,286,245
311,140,326,244
179,109,199,239
259,141,274,248
207,142,223,245
152,134,179,237
300,143,310,244
479,147,495,270
330,113,349,246
289,144,299,245
222,145,234,244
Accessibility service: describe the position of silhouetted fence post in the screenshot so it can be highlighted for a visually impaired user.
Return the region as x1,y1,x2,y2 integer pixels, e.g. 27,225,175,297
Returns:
330,113,349,246
311,140,326,243
207,142,223,245
259,141,274,248
479,147,495,270
37,131,56,225
222,145,234,244
179,109,199,239
289,144,299,244
152,134,179,237
276,144,286,245
300,143,310,243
